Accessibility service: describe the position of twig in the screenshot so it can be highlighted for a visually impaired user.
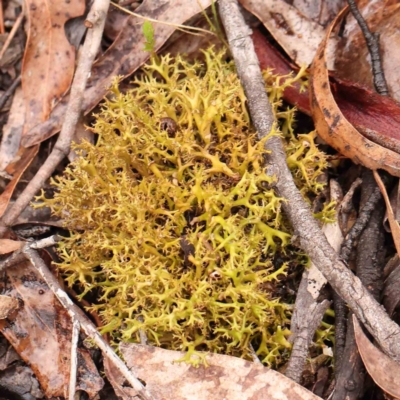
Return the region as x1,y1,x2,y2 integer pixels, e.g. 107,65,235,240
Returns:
0,75,21,110
333,0,391,384
347,0,389,96
249,343,262,365
340,183,383,262
339,177,362,215
69,319,80,400
22,244,155,400
333,170,385,400
110,1,215,37
333,175,383,371
285,180,342,383
0,235,59,271
218,0,400,363
0,5,24,61
0,0,110,236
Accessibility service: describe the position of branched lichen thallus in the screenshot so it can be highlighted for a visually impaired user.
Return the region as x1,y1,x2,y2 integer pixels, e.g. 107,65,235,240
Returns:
39,48,333,367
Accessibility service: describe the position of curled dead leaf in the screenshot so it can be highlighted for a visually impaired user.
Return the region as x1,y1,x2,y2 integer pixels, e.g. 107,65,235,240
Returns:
353,316,400,399
310,7,400,177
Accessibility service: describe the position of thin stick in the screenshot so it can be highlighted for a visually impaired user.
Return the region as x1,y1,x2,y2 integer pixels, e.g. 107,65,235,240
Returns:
110,1,215,37
347,0,389,96
68,319,80,400
0,0,110,236
218,0,400,363
0,75,21,110
340,183,382,262
0,6,24,61
22,245,155,400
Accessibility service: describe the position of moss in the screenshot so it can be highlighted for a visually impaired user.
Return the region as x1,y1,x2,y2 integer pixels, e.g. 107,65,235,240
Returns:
41,48,332,367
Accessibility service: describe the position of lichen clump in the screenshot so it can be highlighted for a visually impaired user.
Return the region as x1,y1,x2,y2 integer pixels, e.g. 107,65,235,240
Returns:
43,49,329,366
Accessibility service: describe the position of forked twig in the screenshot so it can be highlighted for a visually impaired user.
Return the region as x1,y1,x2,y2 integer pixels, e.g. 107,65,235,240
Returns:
22,244,155,400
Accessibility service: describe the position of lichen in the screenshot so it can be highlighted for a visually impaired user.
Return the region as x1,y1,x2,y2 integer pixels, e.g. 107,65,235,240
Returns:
41,48,331,367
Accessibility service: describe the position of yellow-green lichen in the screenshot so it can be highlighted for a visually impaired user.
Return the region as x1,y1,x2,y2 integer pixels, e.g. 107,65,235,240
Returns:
42,48,330,367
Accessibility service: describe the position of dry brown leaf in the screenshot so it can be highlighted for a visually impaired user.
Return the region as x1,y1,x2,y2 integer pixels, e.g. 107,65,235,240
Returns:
120,343,322,400
373,170,400,255
0,295,19,319
22,0,85,133
240,0,336,67
0,145,38,218
0,87,25,171
0,259,104,398
0,238,23,254
310,7,400,177
22,0,213,147
353,316,400,399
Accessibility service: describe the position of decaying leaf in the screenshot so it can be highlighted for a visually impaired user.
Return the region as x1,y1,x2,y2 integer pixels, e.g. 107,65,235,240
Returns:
310,7,400,177
373,170,400,255
120,343,322,400
22,0,213,147
22,0,85,133
0,145,38,218
0,260,104,398
353,316,400,399
0,87,25,172
293,0,345,26
0,295,19,319
240,0,336,67
0,238,23,255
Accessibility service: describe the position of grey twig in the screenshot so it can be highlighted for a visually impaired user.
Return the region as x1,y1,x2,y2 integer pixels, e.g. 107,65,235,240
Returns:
22,245,155,400
0,75,21,110
68,319,80,400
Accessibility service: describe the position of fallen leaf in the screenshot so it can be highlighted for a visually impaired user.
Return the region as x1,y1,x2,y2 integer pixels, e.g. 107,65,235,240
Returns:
22,0,214,148
120,343,322,400
293,0,345,26
310,7,400,177
0,238,23,254
353,316,400,399
0,259,104,398
0,295,19,319
373,170,400,255
0,145,38,218
0,87,24,172
240,0,336,67
22,0,85,133
103,5,130,42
